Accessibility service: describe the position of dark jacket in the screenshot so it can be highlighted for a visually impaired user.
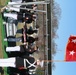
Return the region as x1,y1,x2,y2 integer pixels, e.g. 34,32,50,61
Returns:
16,57,37,70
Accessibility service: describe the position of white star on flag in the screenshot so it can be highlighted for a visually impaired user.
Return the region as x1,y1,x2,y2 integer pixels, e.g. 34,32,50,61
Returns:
72,39,76,43
69,51,75,55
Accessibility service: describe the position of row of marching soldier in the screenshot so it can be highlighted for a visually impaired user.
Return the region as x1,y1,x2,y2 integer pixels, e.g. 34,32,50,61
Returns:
0,0,44,75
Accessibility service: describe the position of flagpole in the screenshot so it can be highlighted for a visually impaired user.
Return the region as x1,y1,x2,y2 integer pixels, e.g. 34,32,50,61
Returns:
43,60,76,62
43,60,65,62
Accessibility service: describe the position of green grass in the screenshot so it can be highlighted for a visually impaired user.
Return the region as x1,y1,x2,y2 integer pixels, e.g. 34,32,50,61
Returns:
0,15,8,57
0,13,9,75
0,0,10,75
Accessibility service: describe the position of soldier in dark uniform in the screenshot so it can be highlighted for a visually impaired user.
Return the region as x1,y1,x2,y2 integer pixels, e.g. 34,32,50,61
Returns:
6,45,38,54
0,56,44,74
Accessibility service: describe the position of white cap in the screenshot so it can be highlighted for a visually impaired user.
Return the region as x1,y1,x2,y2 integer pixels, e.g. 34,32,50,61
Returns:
37,60,44,67
40,60,44,67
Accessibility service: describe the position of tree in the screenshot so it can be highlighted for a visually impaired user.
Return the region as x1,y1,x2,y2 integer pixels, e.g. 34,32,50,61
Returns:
51,0,61,70
51,0,61,54
51,1,61,39
51,40,57,56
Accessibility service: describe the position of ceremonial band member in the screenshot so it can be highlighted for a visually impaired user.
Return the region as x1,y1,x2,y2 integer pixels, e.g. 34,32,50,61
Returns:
6,45,39,54
3,12,36,23
0,57,44,74
17,28,38,35
6,34,38,44
1,1,37,12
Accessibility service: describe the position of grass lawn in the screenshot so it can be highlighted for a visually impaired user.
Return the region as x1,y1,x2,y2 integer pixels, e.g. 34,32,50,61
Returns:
0,11,9,75
0,0,10,75
0,0,7,5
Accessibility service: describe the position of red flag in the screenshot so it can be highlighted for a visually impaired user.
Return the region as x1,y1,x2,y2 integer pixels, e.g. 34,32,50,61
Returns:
65,35,76,61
